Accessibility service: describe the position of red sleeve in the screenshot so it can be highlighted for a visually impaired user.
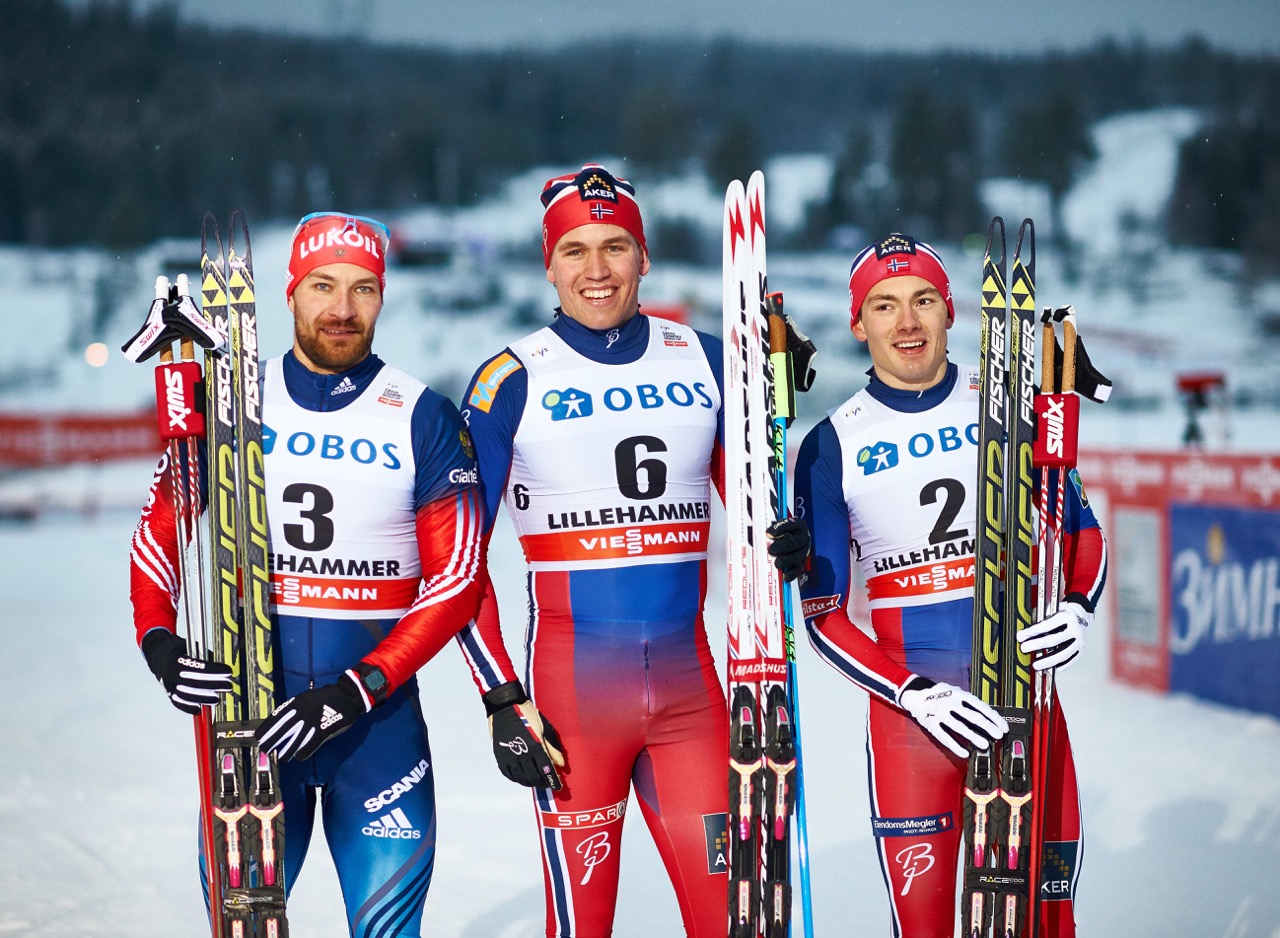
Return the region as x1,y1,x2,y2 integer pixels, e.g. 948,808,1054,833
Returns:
454,537,522,695
710,433,725,505
361,487,483,692
129,455,182,646
807,608,915,703
1062,524,1107,611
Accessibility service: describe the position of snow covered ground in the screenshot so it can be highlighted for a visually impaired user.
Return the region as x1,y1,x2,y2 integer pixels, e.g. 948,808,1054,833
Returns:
3,108,1280,935
4,503,1280,936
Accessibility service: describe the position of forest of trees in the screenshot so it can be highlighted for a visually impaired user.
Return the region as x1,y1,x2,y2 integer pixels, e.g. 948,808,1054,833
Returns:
2,0,1279,269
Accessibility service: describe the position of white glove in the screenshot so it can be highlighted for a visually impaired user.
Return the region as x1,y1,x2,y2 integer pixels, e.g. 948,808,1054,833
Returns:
897,677,1009,759
1018,599,1093,672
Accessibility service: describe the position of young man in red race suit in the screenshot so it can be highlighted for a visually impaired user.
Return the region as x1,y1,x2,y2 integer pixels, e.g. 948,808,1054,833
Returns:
456,164,809,938
794,234,1107,938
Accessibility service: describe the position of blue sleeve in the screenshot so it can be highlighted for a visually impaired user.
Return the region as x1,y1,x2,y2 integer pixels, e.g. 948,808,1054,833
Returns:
459,350,527,534
695,329,726,450
410,389,479,511
1062,467,1101,535
794,417,851,616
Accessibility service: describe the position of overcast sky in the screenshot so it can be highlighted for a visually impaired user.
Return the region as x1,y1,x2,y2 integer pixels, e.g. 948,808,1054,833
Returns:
129,0,1280,55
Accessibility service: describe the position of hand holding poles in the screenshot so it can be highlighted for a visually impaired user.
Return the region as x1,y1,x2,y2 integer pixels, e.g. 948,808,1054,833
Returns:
483,681,566,790
142,628,235,714
899,676,1010,759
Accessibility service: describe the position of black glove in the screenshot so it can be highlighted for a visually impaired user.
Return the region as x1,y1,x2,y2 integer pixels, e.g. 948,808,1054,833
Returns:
783,314,818,393
254,667,378,762
766,516,810,582
483,681,566,790
141,628,234,715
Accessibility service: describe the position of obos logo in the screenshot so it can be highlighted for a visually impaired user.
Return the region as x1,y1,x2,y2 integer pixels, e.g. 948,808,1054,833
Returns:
857,425,979,476
858,441,899,475
543,388,593,421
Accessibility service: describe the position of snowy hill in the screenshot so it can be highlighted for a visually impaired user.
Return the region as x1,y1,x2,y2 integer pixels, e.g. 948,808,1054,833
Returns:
3,108,1280,937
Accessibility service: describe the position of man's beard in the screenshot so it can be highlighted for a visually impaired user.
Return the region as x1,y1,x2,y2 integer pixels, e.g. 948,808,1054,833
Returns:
295,320,375,372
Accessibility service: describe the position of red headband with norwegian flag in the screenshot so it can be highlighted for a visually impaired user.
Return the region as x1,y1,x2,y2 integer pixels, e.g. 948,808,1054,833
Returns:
848,233,955,328
540,164,646,267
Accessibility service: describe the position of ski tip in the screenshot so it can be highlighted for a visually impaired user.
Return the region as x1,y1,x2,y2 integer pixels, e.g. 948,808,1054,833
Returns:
1015,217,1036,256
985,217,1006,264
228,209,252,256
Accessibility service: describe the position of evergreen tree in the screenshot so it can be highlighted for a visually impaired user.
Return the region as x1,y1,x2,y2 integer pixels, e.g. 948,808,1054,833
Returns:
1002,89,1097,249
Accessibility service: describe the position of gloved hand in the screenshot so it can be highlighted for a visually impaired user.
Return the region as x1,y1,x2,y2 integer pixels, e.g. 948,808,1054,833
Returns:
483,681,566,790
1018,598,1093,672
766,516,810,582
141,628,234,715
897,676,1009,759
254,668,376,762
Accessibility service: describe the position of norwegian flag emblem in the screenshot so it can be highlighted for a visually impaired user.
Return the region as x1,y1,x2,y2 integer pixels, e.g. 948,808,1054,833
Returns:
886,257,910,273
589,203,614,220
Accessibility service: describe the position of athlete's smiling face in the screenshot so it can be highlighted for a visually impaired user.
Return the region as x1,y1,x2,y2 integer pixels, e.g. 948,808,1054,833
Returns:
288,262,382,374
853,274,952,392
546,223,650,331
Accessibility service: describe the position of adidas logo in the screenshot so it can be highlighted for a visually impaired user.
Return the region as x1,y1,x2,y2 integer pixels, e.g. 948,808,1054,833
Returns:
331,376,358,396
362,807,422,839
319,704,343,730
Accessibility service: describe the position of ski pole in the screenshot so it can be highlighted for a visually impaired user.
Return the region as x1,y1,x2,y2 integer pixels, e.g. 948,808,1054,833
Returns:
766,294,814,938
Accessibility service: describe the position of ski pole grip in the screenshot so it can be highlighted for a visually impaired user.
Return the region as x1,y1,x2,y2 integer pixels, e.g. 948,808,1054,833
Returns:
1062,319,1077,393
766,293,787,354
1040,315,1057,394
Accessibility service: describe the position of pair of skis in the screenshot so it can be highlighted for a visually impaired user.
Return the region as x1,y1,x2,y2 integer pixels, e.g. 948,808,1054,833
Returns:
722,171,814,938
961,217,1105,937
124,212,288,936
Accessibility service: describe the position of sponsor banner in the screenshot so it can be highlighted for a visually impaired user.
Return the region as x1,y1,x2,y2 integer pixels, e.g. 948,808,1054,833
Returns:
0,411,160,468
727,657,789,683
702,812,728,874
1169,503,1280,717
870,812,954,838
1080,449,1280,708
866,556,974,603
1111,506,1168,690
520,521,710,563
801,594,842,619
271,573,420,615
1078,449,1280,508
1039,840,1078,903
542,798,628,830
467,353,521,414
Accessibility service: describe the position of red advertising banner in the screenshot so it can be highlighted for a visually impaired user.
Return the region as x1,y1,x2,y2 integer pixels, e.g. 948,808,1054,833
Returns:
1079,448,1280,699
0,411,161,469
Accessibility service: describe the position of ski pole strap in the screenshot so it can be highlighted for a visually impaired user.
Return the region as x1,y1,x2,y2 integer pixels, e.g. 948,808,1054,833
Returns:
1041,306,1111,403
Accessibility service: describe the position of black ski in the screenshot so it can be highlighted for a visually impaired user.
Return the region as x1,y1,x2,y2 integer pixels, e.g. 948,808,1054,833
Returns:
962,217,1038,938
220,211,288,935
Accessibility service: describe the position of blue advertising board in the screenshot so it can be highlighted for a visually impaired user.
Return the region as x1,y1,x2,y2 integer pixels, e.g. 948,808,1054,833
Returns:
1169,503,1280,716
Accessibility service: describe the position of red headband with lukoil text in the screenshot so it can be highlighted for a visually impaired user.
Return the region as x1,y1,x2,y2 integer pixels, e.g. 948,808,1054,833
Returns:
286,213,388,299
